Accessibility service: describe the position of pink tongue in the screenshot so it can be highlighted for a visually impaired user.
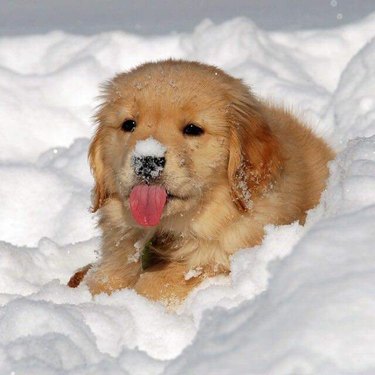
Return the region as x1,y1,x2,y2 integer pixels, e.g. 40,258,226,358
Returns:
130,185,167,226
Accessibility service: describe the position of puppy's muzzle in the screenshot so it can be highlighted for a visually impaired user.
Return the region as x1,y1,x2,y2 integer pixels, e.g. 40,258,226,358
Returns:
132,156,166,181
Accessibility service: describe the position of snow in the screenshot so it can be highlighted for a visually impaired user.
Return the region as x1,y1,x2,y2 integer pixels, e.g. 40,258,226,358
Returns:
184,267,203,281
0,10,375,375
133,137,167,158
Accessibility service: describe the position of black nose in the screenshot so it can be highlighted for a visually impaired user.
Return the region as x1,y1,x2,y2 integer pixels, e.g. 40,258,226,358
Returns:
132,156,166,181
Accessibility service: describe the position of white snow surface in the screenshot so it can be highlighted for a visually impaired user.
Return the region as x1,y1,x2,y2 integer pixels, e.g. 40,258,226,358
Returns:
0,14,375,375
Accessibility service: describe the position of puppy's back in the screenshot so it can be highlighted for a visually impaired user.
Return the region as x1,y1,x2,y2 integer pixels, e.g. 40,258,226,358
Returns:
264,104,334,222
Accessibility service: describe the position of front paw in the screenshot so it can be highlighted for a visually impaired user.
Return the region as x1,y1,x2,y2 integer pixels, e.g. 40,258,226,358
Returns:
84,262,142,296
134,262,202,303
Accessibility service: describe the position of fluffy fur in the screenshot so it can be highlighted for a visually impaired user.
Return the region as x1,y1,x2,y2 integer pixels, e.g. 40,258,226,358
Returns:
68,60,334,304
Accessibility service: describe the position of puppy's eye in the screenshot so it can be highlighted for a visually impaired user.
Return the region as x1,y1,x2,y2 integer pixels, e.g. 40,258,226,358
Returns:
183,123,204,136
121,119,136,132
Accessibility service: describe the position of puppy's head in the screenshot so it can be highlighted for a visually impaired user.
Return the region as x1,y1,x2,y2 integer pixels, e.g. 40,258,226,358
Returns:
89,60,281,227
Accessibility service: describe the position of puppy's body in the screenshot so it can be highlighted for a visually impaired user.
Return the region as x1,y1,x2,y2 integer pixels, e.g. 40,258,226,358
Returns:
69,60,334,303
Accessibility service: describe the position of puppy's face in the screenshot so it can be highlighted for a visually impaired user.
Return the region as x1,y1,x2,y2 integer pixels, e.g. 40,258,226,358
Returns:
90,61,281,227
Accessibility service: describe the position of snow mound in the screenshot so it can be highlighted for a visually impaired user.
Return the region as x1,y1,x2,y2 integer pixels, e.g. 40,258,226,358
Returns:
0,14,375,374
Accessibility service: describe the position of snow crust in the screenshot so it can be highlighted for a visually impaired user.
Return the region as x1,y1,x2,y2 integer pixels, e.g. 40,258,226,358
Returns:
0,13,375,375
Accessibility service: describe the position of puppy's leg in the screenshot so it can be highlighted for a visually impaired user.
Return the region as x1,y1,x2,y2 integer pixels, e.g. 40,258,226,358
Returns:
85,259,141,295
133,262,203,304
67,260,141,295
69,236,144,295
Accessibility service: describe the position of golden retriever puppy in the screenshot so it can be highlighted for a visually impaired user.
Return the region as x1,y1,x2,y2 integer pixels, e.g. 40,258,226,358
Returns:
68,60,334,304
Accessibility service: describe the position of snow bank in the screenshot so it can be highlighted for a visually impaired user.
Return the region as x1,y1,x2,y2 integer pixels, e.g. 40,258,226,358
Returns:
0,13,375,374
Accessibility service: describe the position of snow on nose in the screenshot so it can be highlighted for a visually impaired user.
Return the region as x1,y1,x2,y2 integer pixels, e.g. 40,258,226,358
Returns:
131,137,167,181
133,137,167,158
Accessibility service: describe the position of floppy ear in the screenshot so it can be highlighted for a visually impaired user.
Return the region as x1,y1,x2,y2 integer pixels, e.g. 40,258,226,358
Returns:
89,78,122,212
227,89,282,211
88,125,109,212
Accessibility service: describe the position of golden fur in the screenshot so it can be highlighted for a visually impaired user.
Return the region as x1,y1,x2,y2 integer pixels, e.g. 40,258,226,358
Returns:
68,60,334,304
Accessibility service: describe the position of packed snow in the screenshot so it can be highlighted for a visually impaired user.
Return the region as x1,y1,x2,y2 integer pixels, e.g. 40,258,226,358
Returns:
0,12,375,375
